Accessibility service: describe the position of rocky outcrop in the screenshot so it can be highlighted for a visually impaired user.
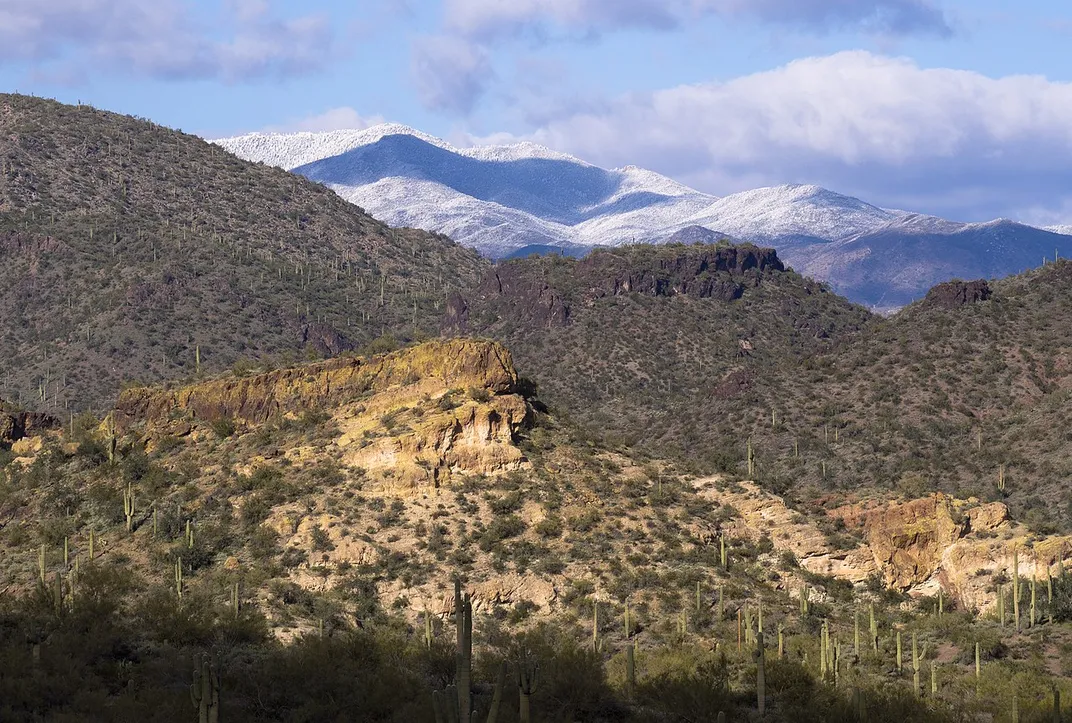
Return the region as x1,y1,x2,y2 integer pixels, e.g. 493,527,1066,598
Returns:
834,495,1072,613
579,244,783,302
446,264,571,332
921,279,992,310
0,403,58,443
836,494,967,590
694,476,1072,613
444,243,785,332
117,339,532,494
338,392,530,493
691,479,878,586
115,339,520,431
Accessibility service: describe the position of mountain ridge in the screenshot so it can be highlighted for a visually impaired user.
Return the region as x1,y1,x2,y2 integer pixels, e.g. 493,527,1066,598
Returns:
215,123,1072,308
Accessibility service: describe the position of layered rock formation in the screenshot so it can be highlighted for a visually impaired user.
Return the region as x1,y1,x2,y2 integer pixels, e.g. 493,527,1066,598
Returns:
695,477,1072,613
115,339,532,494
115,339,519,430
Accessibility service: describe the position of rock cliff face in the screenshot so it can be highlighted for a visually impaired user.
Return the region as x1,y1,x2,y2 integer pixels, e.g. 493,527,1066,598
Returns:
0,403,57,443
444,244,785,332
115,339,519,430
115,339,532,493
920,279,992,310
580,244,783,302
695,477,1072,613
832,494,1072,612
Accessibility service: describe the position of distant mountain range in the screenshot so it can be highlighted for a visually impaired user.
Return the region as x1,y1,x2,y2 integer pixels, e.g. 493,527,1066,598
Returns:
216,125,1072,310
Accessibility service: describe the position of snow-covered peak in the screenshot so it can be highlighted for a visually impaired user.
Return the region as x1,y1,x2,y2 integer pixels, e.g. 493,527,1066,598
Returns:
214,123,448,170
463,140,588,165
613,165,708,198
678,184,897,243
1046,224,1072,236
215,124,587,172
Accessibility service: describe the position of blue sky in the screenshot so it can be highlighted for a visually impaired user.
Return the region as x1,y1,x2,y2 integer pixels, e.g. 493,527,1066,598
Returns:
3,0,1072,225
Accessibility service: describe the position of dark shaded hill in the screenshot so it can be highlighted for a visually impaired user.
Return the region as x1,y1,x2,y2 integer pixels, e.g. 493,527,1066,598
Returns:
0,94,488,411
447,243,876,468
731,265,1072,533
451,243,1072,533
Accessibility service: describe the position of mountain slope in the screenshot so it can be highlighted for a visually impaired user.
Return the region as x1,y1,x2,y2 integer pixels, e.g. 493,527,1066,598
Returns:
448,241,1072,535
0,94,488,411
447,243,876,468
798,217,1072,310
5,339,1064,722
216,125,1069,308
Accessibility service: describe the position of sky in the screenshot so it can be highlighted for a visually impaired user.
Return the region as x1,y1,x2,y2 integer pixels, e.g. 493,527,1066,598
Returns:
2,0,1072,225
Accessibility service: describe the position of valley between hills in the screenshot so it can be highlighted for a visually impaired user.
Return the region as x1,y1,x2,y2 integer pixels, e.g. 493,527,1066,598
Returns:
3,93,1072,722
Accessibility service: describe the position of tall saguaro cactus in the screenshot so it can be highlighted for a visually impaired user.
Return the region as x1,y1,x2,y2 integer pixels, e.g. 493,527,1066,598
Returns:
190,655,221,723
517,655,540,723
754,630,767,715
912,633,928,698
1014,549,1021,632
486,661,507,723
869,603,878,651
123,483,136,532
455,580,473,723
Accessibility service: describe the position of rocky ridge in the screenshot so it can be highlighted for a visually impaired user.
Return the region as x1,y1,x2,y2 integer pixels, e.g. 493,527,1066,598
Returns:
116,339,532,494
704,477,1072,614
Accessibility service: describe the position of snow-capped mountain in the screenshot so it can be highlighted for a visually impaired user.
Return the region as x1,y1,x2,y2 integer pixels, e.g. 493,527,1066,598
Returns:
214,125,1072,309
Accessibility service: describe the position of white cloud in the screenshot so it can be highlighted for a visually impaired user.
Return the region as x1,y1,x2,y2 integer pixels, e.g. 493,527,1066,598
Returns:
411,35,494,115
414,0,950,114
482,51,1072,222
267,107,387,133
0,0,335,82
442,0,951,39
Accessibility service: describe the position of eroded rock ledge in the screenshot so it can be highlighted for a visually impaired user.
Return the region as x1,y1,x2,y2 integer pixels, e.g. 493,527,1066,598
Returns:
115,339,533,494
115,339,519,430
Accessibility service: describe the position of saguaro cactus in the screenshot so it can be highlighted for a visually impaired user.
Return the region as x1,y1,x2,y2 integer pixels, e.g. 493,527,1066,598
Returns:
455,580,473,723
517,655,539,723
975,641,981,695
1031,574,1038,628
754,630,766,715
869,603,879,651
852,687,867,721
912,633,928,698
999,584,1006,628
854,609,860,656
123,483,135,532
190,655,221,723
1014,549,1021,632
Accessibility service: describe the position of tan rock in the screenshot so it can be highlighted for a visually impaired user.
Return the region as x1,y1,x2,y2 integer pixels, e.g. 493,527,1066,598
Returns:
854,494,966,590
967,502,1008,533
11,436,42,456
115,339,520,431
470,573,557,612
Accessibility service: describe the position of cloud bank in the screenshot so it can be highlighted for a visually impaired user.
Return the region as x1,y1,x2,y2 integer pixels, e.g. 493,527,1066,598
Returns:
477,51,1072,223
0,0,335,82
414,0,952,115
443,0,952,39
